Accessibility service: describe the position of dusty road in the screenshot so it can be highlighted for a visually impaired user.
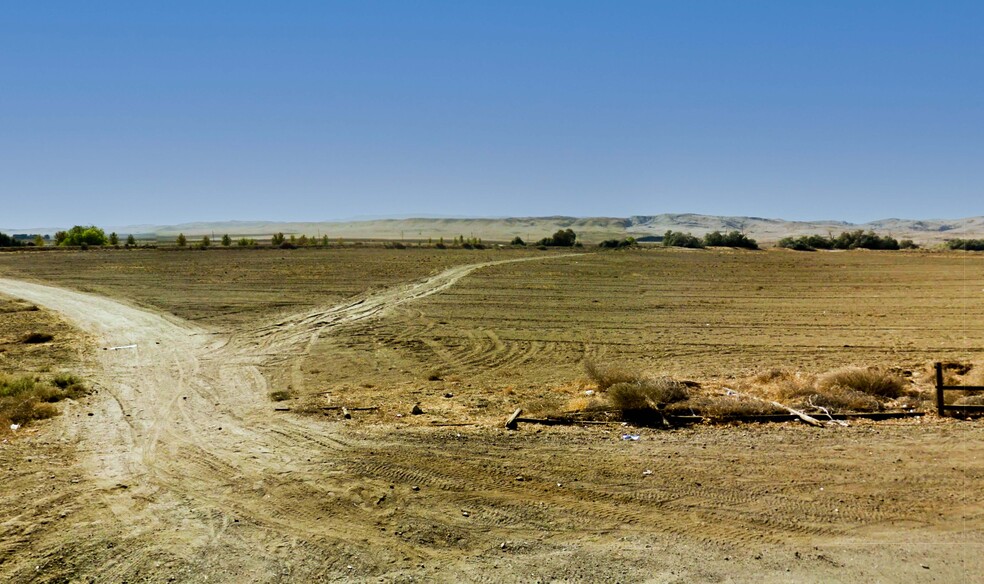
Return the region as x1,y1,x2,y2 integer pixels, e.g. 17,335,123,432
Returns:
2,258,983,583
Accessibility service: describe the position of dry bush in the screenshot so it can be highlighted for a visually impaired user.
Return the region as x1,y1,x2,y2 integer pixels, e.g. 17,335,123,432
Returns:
269,390,292,402
584,360,640,390
798,388,882,413
563,395,608,413
608,378,688,411
817,367,907,399
745,369,816,402
666,395,785,419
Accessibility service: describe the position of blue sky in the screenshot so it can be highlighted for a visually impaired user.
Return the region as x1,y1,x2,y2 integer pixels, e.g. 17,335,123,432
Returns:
2,1,982,227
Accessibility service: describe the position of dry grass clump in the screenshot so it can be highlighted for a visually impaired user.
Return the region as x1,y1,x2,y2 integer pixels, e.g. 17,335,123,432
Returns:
584,360,641,390
665,395,785,418
608,378,688,411
0,373,88,427
564,395,608,413
805,388,882,412
816,367,908,399
21,332,54,344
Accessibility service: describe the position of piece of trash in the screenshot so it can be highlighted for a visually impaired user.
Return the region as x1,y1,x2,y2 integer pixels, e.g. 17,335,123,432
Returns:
461,510,470,517
106,344,137,351
621,434,641,441
10,424,20,431
584,390,595,396
643,469,653,475
724,388,737,396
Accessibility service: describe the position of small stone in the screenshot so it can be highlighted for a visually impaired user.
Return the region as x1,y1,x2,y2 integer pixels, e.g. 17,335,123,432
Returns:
411,485,420,491
411,405,423,415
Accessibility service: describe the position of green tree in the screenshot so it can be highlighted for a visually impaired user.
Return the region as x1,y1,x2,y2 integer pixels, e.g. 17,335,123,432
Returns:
109,232,119,246
537,229,577,247
58,225,109,246
271,232,285,246
221,234,232,246
176,233,187,247
510,236,525,246
200,235,210,248
33,235,45,247
126,234,136,246
0,232,22,247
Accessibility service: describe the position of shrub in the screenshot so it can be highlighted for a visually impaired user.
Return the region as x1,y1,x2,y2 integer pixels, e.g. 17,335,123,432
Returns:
126,234,136,246
109,232,119,246
816,367,908,398
221,234,232,246
598,237,637,249
662,231,704,249
237,237,256,247
271,232,286,246
704,230,758,249
608,378,688,411
176,233,187,247
510,236,526,246
0,375,37,397
537,229,577,247
269,390,292,402
947,239,984,251
899,239,918,249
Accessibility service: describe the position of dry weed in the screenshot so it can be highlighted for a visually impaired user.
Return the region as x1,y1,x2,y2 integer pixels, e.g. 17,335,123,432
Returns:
584,360,641,390
817,367,907,399
608,378,688,411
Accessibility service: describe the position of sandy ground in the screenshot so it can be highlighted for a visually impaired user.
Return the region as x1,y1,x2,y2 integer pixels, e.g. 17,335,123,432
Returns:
1,257,984,582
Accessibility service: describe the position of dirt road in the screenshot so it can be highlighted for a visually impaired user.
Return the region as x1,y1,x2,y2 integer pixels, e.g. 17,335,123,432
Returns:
1,258,983,583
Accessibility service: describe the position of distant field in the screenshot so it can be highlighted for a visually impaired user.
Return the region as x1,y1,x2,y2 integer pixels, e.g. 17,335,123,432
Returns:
0,247,539,326
292,248,984,415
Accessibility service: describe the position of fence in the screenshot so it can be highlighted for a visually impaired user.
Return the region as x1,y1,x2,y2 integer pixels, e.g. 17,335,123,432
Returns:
934,362,984,416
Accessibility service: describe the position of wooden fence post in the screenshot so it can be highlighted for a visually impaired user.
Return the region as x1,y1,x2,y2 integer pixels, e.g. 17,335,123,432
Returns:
935,362,945,417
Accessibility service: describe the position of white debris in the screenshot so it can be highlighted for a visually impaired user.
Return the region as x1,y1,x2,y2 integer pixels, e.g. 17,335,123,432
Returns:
10,424,20,431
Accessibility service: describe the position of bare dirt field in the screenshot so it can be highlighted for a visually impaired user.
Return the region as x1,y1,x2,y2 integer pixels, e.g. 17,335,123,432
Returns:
1,247,983,582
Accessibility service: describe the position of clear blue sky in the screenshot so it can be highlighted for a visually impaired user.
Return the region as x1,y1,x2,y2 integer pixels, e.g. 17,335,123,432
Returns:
2,1,982,227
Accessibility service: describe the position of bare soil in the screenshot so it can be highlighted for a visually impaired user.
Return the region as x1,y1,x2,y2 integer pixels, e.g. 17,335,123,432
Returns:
1,247,983,582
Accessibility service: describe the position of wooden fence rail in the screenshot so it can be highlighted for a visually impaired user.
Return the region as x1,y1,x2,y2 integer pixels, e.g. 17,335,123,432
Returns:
935,362,984,416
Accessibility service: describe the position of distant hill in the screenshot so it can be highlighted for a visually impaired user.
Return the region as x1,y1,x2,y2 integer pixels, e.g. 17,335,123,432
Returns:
7,214,984,245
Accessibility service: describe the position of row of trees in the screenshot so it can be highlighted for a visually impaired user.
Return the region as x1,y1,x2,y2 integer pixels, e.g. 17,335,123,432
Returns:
777,230,916,251
0,226,137,248
661,230,760,250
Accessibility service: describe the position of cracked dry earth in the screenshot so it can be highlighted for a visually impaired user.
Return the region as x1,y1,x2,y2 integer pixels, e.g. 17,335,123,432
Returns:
2,259,984,583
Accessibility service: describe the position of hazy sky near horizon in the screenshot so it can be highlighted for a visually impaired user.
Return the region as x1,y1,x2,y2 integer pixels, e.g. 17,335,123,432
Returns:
3,1,983,227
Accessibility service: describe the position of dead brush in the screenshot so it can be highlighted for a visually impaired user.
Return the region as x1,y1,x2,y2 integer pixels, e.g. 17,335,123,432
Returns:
816,367,908,399
607,378,688,411
662,392,786,419
583,360,641,390
563,395,609,413
801,388,882,413
743,369,816,402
